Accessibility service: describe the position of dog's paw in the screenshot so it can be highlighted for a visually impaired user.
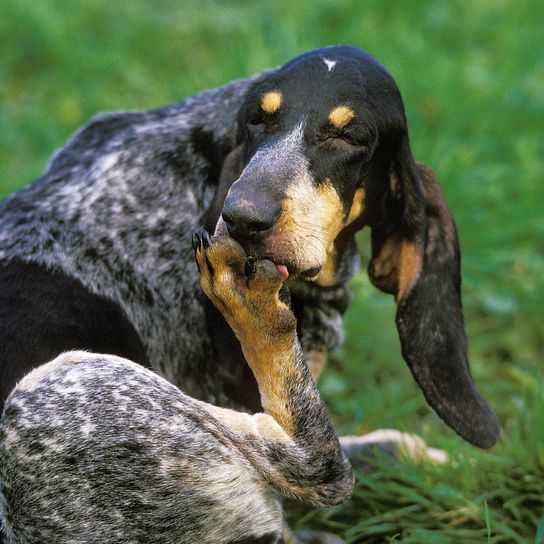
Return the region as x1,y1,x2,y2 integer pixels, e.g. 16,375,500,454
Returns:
192,231,295,342
340,430,448,471
286,529,345,544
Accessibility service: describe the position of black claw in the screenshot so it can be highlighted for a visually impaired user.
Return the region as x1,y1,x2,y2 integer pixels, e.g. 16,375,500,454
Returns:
278,284,291,307
192,232,201,251
201,230,212,249
244,256,256,280
205,255,214,276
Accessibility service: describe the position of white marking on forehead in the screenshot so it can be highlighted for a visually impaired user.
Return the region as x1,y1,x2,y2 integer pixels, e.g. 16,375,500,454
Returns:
323,58,337,71
249,119,307,168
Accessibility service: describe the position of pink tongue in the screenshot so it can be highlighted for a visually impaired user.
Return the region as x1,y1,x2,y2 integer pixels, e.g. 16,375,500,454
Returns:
277,264,289,281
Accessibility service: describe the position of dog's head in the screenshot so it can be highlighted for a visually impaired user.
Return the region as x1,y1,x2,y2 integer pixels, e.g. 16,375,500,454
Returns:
213,45,499,449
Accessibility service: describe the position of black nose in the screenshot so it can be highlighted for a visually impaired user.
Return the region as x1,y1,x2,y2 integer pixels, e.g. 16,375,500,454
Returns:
222,195,281,241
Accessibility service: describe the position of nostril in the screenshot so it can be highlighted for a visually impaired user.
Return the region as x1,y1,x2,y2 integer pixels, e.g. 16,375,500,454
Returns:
222,202,280,239
245,218,274,233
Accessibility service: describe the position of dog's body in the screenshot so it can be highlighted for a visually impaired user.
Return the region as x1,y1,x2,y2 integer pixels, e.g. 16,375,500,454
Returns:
0,46,499,543
0,73,271,409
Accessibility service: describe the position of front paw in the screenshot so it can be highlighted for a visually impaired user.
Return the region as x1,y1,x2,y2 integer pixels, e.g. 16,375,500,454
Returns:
192,231,295,340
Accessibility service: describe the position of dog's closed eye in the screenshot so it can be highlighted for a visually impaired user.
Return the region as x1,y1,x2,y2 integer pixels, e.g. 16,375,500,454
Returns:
318,133,370,156
248,115,265,126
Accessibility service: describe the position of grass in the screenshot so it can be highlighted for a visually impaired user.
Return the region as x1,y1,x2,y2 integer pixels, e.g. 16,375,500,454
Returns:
1,1,543,542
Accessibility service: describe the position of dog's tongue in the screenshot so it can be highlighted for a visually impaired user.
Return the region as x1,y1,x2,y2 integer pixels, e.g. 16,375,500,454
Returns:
277,264,289,281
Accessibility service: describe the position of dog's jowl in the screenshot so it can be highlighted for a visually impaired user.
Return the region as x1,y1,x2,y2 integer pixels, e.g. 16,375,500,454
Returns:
0,46,499,543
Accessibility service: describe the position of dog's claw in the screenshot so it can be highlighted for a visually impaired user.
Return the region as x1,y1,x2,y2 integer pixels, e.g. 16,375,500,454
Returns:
278,284,291,307
244,256,256,280
192,232,201,251
201,230,212,249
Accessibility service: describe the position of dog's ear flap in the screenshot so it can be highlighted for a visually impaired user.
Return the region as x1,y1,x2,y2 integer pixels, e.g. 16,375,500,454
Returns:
368,136,499,449
204,144,246,233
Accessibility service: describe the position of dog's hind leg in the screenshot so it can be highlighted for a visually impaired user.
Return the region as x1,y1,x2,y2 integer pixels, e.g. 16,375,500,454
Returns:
340,430,447,471
1,351,290,544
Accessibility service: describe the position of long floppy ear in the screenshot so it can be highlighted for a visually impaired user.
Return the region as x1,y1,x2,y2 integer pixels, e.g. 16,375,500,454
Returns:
368,135,499,449
204,144,246,233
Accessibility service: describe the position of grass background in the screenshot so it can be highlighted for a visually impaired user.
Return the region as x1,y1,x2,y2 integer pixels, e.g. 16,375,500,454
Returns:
1,0,542,541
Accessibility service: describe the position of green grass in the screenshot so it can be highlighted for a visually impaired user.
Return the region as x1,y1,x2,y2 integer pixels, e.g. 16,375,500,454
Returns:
1,1,543,542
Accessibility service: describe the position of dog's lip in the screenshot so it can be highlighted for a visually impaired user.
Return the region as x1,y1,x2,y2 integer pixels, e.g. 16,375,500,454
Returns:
300,266,321,279
240,243,320,281
279,263,321,281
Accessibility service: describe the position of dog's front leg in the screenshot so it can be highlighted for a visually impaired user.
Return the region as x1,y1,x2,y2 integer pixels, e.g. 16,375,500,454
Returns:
193,232,354,508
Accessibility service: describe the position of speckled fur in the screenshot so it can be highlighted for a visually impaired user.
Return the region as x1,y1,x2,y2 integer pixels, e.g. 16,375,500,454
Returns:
0,76,255,405
1,352,285,543
0,55,358,544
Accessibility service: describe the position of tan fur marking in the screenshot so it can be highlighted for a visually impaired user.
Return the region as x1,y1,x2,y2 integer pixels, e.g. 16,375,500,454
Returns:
373,236,401,280
317,183,362,286
328,105,355,129
345,188,365,226
313,182,345,286
371,236,422,300
207,405,291,443
261,90,283,114
306,350,328,382
316,255,337,286
397,242,422,301
242,338,301,437
316,182,345,223
268,179,364,287
267,176,343,281
196,238,301,437
316,187,365,286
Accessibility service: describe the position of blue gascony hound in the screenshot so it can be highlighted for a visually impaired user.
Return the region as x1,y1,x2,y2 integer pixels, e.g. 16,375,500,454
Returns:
0,46,499,544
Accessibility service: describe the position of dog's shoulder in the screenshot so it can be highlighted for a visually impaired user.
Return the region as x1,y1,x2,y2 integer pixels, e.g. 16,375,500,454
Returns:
44,71,269,181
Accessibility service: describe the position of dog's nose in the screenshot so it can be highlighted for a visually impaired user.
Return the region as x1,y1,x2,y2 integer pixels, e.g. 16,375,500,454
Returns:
222,195,280,240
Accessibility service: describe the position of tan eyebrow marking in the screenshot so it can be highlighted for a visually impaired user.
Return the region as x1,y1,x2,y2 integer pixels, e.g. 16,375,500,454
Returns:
328,105,355,128
260,90,283,114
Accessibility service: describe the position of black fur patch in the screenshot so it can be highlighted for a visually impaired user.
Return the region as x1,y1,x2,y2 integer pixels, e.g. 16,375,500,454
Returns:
0,258,148,406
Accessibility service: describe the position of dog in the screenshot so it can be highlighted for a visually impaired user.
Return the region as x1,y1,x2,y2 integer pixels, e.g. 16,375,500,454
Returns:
0,46,499,543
